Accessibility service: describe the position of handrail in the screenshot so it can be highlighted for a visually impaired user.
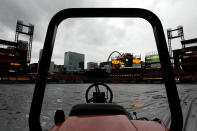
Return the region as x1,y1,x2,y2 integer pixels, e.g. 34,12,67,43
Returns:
29,8,183,131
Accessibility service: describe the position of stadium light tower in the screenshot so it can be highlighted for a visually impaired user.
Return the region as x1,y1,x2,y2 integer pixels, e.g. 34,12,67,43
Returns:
15,20,34,65
167,26,184,65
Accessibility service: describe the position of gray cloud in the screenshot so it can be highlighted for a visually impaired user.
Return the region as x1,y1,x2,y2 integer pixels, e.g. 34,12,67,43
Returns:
0,0,197,66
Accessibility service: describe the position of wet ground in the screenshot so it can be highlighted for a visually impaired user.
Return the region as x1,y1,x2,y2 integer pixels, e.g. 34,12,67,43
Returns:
0,83,197,131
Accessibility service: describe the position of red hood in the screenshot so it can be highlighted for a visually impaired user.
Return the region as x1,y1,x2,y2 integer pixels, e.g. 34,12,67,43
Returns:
50,115,168,131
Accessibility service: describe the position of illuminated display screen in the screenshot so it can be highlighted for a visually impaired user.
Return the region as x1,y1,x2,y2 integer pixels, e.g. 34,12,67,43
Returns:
10,63,21,66
111,53,142,69
145,55,160,63
112,60,122,65
112,58,133,69
133,58,141,64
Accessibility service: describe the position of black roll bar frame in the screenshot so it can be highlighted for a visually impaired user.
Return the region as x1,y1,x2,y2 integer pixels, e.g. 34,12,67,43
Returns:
29,8,183,131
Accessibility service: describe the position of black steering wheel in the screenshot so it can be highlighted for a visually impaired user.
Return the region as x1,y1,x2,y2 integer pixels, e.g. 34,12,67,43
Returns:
85,82,113,103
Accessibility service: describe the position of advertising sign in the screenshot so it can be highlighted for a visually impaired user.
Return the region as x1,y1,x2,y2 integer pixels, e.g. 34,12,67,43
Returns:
150,63,161,68
133,64,141,68
145,55,160,63
112,58,133,69
133,58,141,64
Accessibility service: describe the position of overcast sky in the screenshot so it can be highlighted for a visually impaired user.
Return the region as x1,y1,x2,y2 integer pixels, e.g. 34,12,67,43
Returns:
0,0,197,67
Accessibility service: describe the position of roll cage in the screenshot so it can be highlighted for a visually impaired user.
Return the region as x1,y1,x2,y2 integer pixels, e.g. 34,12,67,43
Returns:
29,8,183,131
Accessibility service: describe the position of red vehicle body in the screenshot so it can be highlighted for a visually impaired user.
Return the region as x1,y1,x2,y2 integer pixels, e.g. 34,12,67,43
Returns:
50,115,168,131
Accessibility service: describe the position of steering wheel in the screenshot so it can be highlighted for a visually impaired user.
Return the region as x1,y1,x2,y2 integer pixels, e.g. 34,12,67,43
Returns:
85,82,113,103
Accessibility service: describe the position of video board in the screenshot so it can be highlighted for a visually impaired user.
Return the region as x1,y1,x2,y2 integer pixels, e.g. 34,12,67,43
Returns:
112,58,133,69
145,55,160,63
